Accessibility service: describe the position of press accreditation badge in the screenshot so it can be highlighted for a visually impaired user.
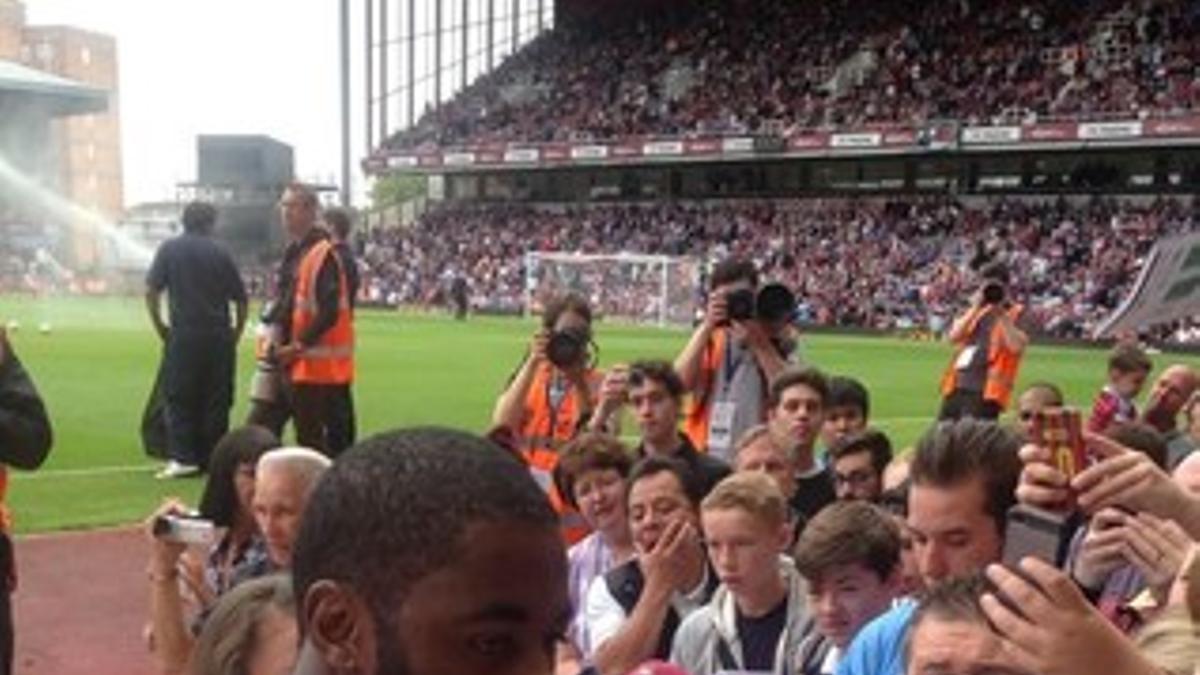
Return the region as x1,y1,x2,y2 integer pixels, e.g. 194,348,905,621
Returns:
955,345,978,370
708,401,737,451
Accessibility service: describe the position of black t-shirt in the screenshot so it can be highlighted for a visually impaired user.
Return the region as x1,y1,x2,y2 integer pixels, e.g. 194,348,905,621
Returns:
635,433,731,498
146,232,246,335
790,467,836,533
736,597,788,670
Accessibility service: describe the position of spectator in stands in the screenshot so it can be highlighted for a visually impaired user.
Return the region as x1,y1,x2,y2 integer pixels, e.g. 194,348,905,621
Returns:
552,433,636,671
903,576,1017,675
838,419,1022,675
1140,365,1200,468
146,200,248,479
585,456,715,675
671,472,820,674
1088,344,1153,434
1014,382,1065,441
146,427,283,674
593,360,730,497
939,264,1028,422
822,377,871,453
794,501,903,674
677,259,794,463
767,367,836,527
830,429,894,502
493,292,600,544
289,427,569,675
188,574,296,675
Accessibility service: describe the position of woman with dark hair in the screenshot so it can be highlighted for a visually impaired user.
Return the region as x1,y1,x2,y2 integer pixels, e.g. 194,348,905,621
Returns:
492,292,603,545
147,425,280,674
196,424,280,601
189,573,297,675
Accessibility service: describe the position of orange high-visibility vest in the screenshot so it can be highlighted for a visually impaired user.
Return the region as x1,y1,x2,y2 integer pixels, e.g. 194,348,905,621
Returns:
682,327,728,450
940,304,1024,410
519,362,599,545
290,239,354,384
0,468,9,533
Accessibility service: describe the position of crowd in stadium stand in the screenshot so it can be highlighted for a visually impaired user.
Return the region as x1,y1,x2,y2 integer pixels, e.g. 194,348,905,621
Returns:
388,0,1200,150
355,196,1199,341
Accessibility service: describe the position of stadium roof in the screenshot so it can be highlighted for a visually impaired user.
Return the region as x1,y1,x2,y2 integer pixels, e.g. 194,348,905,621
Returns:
0,59,108,116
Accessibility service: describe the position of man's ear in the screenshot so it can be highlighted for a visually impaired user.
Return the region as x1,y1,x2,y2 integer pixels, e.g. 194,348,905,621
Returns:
775,521,793,553
303,580,375,671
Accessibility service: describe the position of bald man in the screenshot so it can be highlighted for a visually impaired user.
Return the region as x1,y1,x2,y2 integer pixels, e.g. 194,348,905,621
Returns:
1142,365,1199,468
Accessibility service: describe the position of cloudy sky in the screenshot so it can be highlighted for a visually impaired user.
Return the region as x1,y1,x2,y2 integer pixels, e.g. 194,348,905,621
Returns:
27,0,360,206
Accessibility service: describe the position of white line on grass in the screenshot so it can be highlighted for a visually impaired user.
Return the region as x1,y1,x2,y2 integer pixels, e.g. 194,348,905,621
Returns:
11,416,952,480
10,464,156,480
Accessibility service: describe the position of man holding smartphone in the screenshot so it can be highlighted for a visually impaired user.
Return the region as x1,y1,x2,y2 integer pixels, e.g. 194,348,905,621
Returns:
938,263,1028,422
837,419,1022,675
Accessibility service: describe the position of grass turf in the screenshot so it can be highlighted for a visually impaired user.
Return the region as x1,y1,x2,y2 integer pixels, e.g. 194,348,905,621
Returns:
1,295,1195,534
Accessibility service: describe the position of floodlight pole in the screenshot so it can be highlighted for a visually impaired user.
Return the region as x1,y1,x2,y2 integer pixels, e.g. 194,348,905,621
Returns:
339,0,351,206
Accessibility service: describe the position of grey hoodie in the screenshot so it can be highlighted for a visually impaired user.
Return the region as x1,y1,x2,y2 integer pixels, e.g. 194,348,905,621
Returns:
670,557,828,675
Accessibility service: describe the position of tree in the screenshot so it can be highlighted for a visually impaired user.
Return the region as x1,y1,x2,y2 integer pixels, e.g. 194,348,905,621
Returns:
369,172,427,211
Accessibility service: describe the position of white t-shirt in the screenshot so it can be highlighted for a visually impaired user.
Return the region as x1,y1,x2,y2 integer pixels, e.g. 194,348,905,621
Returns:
584,561,711,652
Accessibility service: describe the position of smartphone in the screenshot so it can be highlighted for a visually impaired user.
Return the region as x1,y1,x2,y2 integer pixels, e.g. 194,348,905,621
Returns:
1033,406,1088,479
1002,504,1081,569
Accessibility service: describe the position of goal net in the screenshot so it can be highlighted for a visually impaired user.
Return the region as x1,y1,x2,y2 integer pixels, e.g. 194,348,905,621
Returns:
524,251,702,326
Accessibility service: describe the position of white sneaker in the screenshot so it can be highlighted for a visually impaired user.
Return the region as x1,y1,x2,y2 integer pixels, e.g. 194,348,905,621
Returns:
155,460,201,480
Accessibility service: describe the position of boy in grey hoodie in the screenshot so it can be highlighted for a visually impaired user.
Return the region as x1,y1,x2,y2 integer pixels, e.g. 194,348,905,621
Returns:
671,472,826,674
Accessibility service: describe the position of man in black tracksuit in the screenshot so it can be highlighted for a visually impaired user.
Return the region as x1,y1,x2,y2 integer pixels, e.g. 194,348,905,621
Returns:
146,201,248,477
0,328,52,674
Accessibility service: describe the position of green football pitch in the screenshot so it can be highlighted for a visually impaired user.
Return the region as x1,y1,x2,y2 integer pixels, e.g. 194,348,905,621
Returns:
0,295,1195,534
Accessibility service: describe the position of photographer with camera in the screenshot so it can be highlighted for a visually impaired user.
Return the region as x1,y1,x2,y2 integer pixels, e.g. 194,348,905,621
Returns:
492,292,602,544
675,259,796,463
938,263,1028,422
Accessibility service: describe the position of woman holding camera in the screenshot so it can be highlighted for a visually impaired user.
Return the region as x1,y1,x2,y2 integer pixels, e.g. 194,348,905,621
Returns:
492,292,602,544
146,425,280,675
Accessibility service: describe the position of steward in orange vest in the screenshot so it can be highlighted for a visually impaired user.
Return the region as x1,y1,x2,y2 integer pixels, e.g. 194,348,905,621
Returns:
272,184,355,457
493,293,600,545
938,272,1028,421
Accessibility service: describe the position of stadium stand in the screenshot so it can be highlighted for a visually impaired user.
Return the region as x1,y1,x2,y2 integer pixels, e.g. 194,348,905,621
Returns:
385,0,1200,150
356,196,1199,341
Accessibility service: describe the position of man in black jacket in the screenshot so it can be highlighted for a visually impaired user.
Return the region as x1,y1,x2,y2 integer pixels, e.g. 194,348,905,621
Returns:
0,327,52,675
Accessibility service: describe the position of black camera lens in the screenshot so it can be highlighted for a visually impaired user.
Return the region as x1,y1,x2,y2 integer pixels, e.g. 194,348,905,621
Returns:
725,288,756,322
755,283,796,323
982,282,1005,305
546,329,588,369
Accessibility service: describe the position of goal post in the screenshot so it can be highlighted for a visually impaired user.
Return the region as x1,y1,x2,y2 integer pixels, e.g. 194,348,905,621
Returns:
523,251,702,327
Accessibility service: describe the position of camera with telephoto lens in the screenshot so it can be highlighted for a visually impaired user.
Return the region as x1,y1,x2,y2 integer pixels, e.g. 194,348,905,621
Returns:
724,283,797,323
981,281,1006,305
546,327,591,370
152,512,216,546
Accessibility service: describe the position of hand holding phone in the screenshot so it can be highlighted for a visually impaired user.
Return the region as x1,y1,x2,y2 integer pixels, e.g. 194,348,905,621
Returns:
1032,407,1089,481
